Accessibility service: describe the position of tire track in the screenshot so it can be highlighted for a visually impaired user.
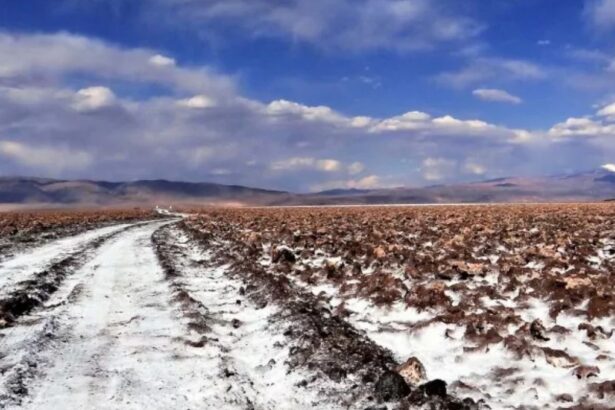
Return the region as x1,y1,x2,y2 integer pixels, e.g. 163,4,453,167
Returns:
155,223,398,409
0,221,158,327
0,220,203,409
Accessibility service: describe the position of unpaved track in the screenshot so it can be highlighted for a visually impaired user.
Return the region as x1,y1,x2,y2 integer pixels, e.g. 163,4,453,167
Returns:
154,225,363,409
2,221,220,409
0,223,136,296
1,220,373,409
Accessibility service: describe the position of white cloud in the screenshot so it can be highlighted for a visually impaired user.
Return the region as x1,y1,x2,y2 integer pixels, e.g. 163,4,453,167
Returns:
316,159,342,172
1,31,614,191
149,54,176,67
146,0,482,52
597,102,615,119
603,163,615,172
347,161,365,175
310,175,381,192
369,111,506,138
270,157,342,172
351,175,380,189
464,161,487,175
177,95,217,109
72,86,116,111
0,140,92,172
585,0,615,30
436,57,546,89
472,88,522,104
422,157,456,181
0,32,235,96
548,117,615,138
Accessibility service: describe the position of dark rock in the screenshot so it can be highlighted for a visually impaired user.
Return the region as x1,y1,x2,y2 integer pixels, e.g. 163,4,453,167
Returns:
530,319,550,341
272,246,297,264
421,379,447,398
231,318,241,329
374,370,411,402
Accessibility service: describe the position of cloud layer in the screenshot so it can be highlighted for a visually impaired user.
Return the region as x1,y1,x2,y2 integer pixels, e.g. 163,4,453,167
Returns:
143,0,482,52
0,32,614,191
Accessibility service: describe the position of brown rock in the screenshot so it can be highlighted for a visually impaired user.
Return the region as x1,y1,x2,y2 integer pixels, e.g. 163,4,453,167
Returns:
554,393,573,402
543,347,579,368
573,365,600,379
395,357,427,386
562,275,592,290
373,246,387,259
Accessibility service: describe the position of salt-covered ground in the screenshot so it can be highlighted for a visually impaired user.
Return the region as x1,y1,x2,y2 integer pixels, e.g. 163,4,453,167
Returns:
155,226,373,409
3,205,614,409
184,204,615,409
255,239,615,408
0,222,135,297
1,218,394,409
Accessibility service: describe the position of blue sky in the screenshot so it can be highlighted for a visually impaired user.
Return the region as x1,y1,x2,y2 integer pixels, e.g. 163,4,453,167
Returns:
1,0,615,191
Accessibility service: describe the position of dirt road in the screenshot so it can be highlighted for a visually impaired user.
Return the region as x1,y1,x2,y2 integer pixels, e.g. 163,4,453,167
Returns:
0,220,399,409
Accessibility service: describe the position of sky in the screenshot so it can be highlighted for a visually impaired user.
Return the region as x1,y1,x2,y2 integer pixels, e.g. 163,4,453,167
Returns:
1,0,615,192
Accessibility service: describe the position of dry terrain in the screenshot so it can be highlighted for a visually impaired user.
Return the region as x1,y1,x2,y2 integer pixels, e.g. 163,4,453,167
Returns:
0,205,614,409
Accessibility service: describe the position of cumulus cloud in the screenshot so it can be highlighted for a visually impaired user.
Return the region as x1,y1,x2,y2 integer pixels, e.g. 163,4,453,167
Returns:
597,102,615,119
0,140,92,173
348,162,365,175
0,32,235,96
472,88,522,104
548,117,615,138
149,54,176,67
464,161,487,175
1,31,614,191
270,157,342,172
72,86,116,111
177,95,217,109
310,175,382,192
422,158,457,181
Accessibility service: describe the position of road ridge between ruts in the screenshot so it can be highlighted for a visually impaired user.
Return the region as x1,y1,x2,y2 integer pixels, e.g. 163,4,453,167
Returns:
0,220,165,328
0,220,188,409
154,223,382,409
166,221,480,409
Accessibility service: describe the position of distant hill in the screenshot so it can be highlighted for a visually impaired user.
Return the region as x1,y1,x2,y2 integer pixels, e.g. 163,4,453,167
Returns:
0,177,291,206
288,168,615,206
1,168,615,207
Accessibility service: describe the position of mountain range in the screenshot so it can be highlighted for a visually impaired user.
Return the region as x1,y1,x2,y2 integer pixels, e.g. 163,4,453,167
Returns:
1,168,614,208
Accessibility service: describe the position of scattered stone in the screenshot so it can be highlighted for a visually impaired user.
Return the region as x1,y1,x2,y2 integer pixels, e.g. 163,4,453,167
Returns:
373,246,387,259
554,393,573,402
421,379,447,398
374,370,411,402
271,246,296,264
530,319,550,341
543,347,579,368
573,365,600,379
395,357,427,386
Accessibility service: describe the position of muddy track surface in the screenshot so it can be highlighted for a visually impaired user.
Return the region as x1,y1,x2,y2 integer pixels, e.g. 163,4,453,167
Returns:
1,219,477,409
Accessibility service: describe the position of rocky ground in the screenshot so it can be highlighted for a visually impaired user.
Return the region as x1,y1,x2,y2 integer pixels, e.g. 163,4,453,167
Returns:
183,204,615,409
0,204,613,409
